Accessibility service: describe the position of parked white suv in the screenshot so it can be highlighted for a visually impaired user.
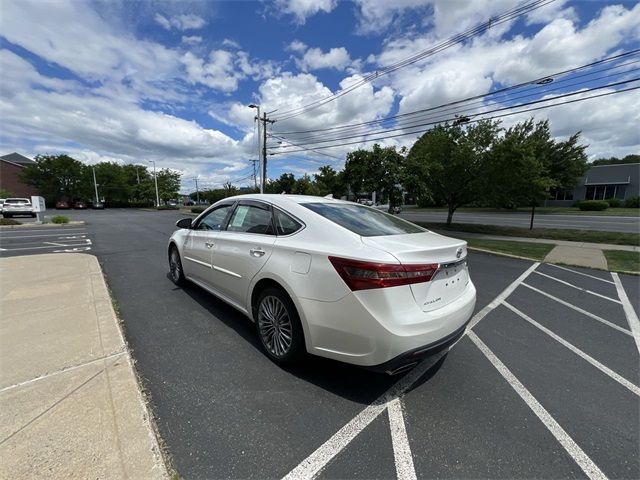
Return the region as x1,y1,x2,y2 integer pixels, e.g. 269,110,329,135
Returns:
2,198,35,218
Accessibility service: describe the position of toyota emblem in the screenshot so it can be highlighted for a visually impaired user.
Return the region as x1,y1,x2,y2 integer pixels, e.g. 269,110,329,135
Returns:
456,247,463,259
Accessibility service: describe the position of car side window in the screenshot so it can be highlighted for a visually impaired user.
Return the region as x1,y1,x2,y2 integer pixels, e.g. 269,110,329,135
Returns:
227,205,275,235
195,205,233,231
274,209,302,235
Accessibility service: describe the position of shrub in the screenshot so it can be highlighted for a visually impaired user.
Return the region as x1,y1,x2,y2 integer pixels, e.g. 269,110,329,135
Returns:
0,218,21,225
157,205,179,210
606,198,621,208
577,200,609,211
624,196,640,208
191,206,205,214
51,215,70,224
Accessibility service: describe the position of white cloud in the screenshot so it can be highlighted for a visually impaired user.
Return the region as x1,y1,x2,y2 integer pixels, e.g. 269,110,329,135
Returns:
259,72,395,159
0,49,253,182
298,47,352,71
274,0,337,25
181,35,202,45
154,13,206,31
182,49,279,92
287,40,308,53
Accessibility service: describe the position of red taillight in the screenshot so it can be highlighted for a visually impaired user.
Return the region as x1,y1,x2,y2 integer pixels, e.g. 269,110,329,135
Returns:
328,256,438,291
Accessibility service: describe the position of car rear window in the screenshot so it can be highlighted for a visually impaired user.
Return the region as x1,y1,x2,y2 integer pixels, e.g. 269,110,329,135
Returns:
301,202,424,237
5,199,30,204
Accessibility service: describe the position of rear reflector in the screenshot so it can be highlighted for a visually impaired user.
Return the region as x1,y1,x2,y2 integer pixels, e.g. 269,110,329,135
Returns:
328,256,438,291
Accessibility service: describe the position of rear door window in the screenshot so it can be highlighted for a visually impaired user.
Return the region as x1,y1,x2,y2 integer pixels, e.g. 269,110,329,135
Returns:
302,202,424,236
227,204,275,235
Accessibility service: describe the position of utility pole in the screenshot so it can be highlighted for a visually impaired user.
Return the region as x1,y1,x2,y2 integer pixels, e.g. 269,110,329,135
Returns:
260,112,275,194
251,159,258,190
195,176,200,204
92,167,99,204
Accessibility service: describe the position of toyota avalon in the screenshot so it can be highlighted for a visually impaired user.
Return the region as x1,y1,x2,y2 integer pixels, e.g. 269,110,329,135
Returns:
168,195,475,374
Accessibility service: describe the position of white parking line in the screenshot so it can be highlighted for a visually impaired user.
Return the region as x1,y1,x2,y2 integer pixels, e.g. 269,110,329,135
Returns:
467,262,540,330
521,283,632,337
0,228,86,235
503,301,640,397
0,240,92,252
0,231,87,239
547,264,615,285
533,271,622,304
387,398,417,480
282,262,540,480
467,331,607,480
611,273,640,357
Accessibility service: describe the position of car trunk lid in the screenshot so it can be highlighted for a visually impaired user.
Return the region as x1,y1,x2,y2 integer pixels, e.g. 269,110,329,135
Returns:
361,231,469,311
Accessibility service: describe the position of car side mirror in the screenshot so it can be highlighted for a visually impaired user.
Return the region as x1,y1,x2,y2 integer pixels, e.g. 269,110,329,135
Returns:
176,218,193,229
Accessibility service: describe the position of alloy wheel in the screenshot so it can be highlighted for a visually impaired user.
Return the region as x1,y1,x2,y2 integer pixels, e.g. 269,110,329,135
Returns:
258,295,293,357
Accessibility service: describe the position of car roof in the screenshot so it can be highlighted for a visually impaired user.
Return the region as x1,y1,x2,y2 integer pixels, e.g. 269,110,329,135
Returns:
223,193,348,208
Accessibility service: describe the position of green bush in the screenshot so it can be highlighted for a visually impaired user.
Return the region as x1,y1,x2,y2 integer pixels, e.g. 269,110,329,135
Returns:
51,215,70,224
577,200,609,211
606,198,621,208
0,218,21,225
157,205,179,210
624,196,640,208
191,207,205,214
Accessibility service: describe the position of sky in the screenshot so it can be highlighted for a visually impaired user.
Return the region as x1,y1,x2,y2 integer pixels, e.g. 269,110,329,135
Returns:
1,0,639,193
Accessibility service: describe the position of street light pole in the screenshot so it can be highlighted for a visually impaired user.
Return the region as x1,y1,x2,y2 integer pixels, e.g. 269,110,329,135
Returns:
92,167,99,204
148,160,160,207
195,176,200,204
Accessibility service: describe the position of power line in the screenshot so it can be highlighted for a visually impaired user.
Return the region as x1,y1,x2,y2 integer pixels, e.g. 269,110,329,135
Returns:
273,65,639,147
269,83,638,154
272,0,557,122
273,49,640,138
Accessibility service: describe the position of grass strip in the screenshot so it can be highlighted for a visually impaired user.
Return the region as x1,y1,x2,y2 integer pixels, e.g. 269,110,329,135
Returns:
418,222,639,246
603,250,640,273
464,239,555,261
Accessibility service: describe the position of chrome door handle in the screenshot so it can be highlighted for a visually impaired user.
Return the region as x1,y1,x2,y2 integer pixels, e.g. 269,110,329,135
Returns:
250,248,265,257
205,242,214,249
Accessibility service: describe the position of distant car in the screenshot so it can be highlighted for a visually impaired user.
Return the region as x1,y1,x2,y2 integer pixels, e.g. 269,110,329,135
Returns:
73,201,87,209
184,199,195,206
56,200,70,209
168,194,475,374
167,201,178,207
2,198,35,218
91,202,105,209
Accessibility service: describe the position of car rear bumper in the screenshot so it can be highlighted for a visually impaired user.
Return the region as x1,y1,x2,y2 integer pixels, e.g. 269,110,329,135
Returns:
3,209,33,215
298,280,476,367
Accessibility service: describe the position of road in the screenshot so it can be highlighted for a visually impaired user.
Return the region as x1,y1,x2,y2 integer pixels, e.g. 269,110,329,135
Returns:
1,208,638,479
400,210,640,233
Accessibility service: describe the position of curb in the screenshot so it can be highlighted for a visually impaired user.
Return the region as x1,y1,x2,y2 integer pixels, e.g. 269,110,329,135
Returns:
467,246,540,262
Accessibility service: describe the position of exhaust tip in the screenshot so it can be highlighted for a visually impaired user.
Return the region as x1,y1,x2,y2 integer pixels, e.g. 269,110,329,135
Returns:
386,362,418,376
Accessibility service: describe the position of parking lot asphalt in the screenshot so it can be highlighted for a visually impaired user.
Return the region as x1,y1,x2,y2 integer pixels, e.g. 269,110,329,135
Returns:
2,208,638,479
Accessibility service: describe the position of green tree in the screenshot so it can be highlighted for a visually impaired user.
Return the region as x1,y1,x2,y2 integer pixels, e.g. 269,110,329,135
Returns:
314,165,346,198
486,119,588,228
154,168,181,202
20,154,89,202
406,120,501,225
294,174,320,195
267,173,297,194
0,188,14,198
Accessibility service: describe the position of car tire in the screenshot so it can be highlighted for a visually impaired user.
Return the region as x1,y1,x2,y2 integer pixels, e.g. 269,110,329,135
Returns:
168,246,186,286
3,213,10,218
31,213,36,218
255,287,305,365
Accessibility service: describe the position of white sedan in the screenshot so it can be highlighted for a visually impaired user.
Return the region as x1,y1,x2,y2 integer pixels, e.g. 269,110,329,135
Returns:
168,194,476,374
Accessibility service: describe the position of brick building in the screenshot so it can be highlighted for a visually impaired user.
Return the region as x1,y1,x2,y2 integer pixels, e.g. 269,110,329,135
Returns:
0,152,39,198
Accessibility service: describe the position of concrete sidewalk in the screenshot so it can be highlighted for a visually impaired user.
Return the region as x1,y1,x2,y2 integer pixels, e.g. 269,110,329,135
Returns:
0,254,167,479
